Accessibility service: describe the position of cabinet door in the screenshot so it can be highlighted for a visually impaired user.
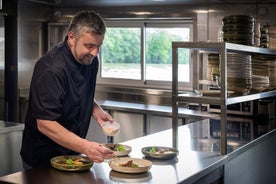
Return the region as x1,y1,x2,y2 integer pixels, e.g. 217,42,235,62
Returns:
86,112,144,143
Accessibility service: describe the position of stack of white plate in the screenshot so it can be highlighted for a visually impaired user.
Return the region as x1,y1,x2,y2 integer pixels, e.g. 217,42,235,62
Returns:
268,58,276,89
251,75,270,92
260,27,269,48
267,27,276,49
227,53,252,94
254,21,261,47
252,56,276,90
252,56,270,91
207,54,220,84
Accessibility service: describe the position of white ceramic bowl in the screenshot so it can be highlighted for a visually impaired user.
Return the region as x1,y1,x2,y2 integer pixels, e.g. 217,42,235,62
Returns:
101,121,120,136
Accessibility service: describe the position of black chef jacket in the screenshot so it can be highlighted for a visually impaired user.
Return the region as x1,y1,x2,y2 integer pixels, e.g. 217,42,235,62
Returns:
20,36,98,167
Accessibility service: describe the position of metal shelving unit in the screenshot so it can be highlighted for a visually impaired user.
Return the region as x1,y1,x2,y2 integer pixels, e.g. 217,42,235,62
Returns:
172,42,276,155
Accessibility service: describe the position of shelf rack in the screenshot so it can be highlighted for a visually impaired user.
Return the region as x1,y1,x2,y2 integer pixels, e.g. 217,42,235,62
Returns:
172,42,276,155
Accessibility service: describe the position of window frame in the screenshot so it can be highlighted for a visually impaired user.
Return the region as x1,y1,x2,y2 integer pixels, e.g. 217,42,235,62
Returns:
98,18,193,90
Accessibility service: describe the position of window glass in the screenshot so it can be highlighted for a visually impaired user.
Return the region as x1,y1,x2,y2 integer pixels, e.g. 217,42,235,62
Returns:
145,27,190,82
101,27,141,80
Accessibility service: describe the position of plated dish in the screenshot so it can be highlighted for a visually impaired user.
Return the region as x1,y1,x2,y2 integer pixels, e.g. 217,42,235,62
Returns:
141,146,179,160
103,143,132,157
108,157,152,174
50,155,93,171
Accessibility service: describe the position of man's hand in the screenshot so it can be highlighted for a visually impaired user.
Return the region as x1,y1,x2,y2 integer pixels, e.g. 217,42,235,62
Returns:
92,100,114,126
82,141,114,163
37,119,115,163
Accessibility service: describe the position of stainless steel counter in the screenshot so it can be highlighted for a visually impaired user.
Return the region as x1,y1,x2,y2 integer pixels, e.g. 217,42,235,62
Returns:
0,121,24,176
1,118,275,183
0,120,226,183
0,120,24,134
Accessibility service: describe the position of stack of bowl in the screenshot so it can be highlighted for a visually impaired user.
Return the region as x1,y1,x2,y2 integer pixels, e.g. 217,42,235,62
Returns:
222,15,255,46
254,21,261,47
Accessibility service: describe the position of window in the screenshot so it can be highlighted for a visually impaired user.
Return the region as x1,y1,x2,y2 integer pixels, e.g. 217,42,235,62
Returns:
101,27,141,80
145,27,190,82
99,19,193,88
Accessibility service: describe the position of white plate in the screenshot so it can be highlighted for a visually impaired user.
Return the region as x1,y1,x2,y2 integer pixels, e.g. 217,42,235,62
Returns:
108,157,152,174
102,143,132,157
50,155,93,171
141,146,179,160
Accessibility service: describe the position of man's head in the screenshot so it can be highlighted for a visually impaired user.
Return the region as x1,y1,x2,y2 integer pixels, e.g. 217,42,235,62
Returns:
67,10,106,65
68,10,106,37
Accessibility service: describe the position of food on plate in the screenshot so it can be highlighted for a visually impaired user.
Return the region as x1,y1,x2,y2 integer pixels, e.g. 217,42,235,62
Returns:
119,160,139,168
149,147,156,153
57,157,91,166
108,157,152,173
51,155,93,171
142,146,179,160
149,147,175,154
103,143,132,157
109,144,126,151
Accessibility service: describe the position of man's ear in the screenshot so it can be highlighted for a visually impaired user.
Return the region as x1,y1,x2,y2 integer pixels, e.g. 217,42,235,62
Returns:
67,31,75,44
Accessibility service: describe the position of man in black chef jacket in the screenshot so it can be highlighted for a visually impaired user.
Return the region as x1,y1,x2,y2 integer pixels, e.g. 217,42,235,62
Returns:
20,10,114,168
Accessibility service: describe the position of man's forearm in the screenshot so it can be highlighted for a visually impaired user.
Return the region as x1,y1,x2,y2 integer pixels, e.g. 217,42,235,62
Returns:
36,119,89,154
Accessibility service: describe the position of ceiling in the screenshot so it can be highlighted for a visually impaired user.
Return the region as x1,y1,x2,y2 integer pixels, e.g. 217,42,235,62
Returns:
28,0,276,7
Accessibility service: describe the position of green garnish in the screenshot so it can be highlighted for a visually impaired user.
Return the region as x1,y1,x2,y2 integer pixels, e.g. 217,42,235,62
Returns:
150,147,156,153
116,145,126,151
119,160,139,168
66,158,74,165
131,163,139,168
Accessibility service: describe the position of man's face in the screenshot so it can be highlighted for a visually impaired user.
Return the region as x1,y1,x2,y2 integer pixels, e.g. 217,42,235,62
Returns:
68,31,105,65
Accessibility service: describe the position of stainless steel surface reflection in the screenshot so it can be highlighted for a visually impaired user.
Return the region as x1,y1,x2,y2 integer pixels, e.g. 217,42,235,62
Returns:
109,170,152,183
95,85,191,106
142,156,179,165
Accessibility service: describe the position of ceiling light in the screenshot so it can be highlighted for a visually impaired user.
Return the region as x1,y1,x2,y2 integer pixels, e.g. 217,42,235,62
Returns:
194,10,216,13
132,12,153,15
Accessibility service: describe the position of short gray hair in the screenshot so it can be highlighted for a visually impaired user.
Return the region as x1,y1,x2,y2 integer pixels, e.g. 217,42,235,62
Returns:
68,10,106,37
